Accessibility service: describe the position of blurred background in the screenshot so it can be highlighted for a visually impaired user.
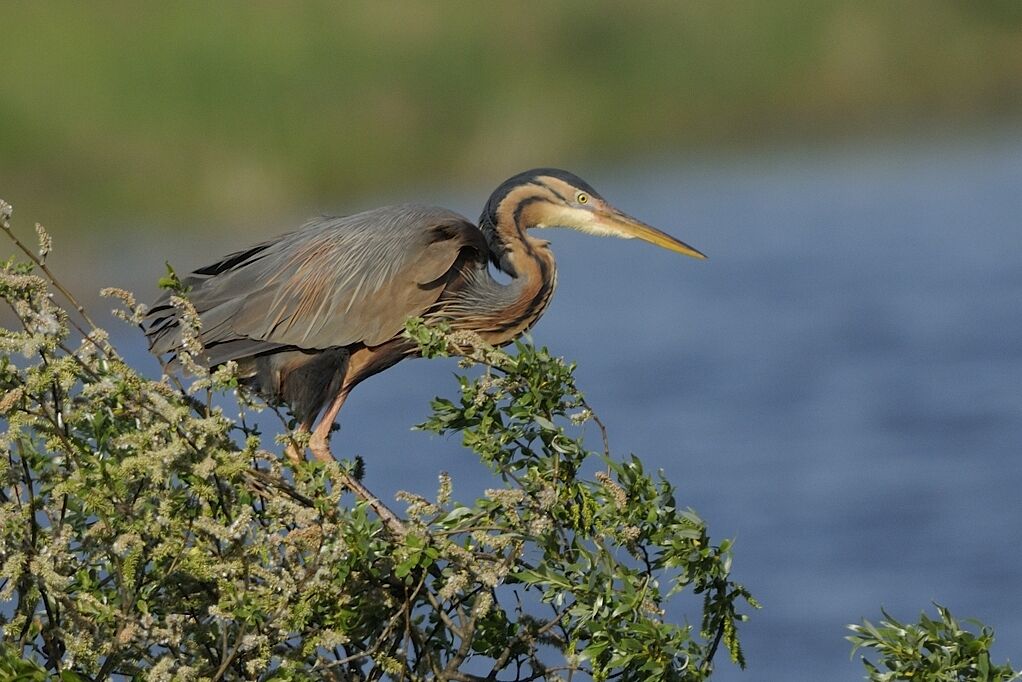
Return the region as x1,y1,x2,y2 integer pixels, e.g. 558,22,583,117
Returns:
2,2,1021,679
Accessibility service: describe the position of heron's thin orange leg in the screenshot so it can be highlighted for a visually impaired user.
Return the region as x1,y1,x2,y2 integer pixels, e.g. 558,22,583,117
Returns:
309,387,351,463
307,387,406,533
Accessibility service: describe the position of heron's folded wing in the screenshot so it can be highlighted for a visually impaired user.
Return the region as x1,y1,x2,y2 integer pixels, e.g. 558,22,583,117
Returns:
225,205,485,349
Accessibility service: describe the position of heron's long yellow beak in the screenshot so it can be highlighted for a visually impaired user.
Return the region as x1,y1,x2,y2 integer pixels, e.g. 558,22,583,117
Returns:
596,209,707,260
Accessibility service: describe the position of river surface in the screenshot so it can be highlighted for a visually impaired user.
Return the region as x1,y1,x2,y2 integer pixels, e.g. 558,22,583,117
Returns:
66,128,1022,679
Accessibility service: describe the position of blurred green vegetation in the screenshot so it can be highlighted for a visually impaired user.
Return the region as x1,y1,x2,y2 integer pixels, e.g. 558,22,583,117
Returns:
2,1,1021,229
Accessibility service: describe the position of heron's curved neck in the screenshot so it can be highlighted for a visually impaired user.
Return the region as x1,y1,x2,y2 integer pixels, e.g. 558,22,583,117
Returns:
481,183,560,275
450,184,559,344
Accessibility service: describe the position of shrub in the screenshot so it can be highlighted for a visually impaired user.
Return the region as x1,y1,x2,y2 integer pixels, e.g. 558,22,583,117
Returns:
0,199,754,680
849,605,1019,682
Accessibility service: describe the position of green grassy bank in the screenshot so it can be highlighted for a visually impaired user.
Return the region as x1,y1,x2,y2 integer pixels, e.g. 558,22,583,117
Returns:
2,1,1021,228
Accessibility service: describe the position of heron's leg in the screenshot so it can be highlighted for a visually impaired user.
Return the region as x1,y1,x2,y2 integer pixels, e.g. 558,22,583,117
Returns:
308,387,406,533
309,387,351,463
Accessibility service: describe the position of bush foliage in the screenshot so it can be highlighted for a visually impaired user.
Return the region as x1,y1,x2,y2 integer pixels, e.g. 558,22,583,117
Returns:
848,605,1019,682
0,199,755,680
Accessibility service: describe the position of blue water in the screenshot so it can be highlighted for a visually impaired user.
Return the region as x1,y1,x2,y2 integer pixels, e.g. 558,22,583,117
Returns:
106,130,1021,679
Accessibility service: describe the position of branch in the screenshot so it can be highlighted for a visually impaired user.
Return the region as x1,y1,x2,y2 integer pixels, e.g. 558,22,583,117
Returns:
487,605,570,678
1,203,107,353
335,466,407,536
699,578,731,674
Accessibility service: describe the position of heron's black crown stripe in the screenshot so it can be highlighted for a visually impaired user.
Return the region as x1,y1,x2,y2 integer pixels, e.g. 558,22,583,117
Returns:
479,167,602,230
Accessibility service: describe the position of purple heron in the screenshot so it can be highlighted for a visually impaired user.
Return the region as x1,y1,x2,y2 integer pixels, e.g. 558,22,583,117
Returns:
146,168,705,464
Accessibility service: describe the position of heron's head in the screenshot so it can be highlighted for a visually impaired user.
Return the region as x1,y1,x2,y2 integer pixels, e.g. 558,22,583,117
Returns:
481,168,706,260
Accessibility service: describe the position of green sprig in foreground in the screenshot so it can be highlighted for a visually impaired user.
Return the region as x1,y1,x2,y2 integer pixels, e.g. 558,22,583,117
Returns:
848,605,1020,682
1,198,754,680
406,320,759,677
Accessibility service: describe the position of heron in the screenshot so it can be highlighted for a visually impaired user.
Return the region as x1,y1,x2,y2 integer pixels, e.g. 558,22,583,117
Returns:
146,168,705,466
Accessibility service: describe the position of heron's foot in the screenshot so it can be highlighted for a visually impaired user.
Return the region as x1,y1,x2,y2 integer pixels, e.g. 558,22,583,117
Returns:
306,431,406,534
340,469,407,535
309,431,336,463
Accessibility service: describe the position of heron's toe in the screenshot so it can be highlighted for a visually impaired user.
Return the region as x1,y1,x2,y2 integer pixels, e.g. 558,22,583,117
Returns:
309,432,335,463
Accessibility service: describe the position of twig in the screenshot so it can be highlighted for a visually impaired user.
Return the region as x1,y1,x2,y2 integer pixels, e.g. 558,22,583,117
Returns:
582,398,611,457
211,623,247,681
337,467,407,535
699,578,730,674
312,440,407,535
1,205,112,364
1,206,98,332
487,603,569,678
320,588,413,672
441,594,481,679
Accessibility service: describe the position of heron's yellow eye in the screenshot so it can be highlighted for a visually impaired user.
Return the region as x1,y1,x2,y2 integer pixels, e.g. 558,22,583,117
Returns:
576,193,589,204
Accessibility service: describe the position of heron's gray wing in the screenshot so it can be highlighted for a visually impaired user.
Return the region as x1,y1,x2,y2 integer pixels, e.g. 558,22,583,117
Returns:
146,238,291,359
151,205,485,357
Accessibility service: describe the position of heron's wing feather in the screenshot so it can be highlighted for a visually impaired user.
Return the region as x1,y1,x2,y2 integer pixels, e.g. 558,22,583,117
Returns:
145,238,285,358
152,205,485,357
